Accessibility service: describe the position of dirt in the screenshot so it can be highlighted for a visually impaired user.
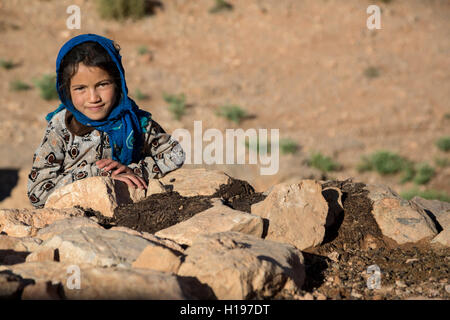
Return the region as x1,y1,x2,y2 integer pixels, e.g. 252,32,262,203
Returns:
82,176,266,234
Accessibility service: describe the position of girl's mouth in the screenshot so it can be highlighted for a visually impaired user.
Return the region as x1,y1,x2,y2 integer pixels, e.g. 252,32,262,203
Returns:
87,104,105,111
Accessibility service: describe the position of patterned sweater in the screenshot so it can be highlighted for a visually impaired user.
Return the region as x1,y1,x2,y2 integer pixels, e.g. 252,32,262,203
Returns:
27,109,185,208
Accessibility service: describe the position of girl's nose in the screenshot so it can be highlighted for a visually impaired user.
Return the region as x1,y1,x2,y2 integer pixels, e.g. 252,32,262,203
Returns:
88,88,101,103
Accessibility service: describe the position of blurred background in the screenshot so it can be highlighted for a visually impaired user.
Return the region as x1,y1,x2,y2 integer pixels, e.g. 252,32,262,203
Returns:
0,0,449,209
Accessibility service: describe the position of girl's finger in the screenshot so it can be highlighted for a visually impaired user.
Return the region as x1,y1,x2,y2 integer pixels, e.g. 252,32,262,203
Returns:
112,166,127,176
113,175,135,189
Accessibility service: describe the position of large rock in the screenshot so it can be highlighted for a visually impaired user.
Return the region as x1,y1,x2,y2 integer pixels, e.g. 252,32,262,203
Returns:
410,196,450,230
0,235,42,252
178,231,305,299
0,208,84,237
0,261,214,299
132,245,183,273
156,198,264,246
365,184,438,244
251,180,329,250
26,227,157,267
159,168,231,197
36,217,103,241
45,176,146,217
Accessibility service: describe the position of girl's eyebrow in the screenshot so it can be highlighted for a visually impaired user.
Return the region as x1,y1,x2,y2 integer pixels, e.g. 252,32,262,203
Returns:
71,79,113,88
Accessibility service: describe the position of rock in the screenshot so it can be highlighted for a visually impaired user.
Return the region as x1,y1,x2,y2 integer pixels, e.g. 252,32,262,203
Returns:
0,167,33,209
177,231,305,300
28,227,155,267
159,168,230,197
109,226,185,253
0,270,29,299
251,180,329,250
0,261,213,299
0,235,42,251
21,281,62,300
365,184,438,244
132,245,182,273
45,176,146,217
36,217,103,241
410,196,450,230
156,199,264,246
431,229,449,247
146,179,167,196
0,207,84,237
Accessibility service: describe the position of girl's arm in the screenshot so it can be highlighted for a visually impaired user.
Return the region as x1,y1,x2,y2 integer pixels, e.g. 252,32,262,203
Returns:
27,125,99,208
127,119,186,181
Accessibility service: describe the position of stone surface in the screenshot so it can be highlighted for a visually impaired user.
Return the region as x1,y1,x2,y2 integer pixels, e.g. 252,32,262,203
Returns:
0,270,29,299
365,184,438,244
431,229,449,247
159,168,231,197
178,231,305,300
28,227,155,267
132,245,182,273
251,180,329,250
156,198,264,246
45,176,146,217
0,235,42,251
0,208,84,237
0,261,214,299
36,217,103,241
410,196,450,230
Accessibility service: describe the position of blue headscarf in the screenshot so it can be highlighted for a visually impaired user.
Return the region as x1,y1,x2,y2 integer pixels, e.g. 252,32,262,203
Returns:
47,33,151,165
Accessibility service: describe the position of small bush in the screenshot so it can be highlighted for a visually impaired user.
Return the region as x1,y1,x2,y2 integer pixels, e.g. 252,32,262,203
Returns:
436,136,450,152
216,105,247,124
10,80,31,91
34,74,58,100
359,151,409,175
245,137,271,154
0,59,15,70
97,0,146,20
137,45,149,55
163,93,186,121
134,88,149,101
412,163,435,185
364,66,380,79
434,157,450,168
209,0,233,14
401,189,450,203
307,152,341,172
280,138,299,155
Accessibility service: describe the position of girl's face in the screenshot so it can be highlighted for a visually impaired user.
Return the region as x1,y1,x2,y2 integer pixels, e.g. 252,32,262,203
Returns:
69,62,117,121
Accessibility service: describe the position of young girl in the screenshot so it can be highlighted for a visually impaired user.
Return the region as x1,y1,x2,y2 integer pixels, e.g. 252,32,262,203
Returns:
27,33,185,208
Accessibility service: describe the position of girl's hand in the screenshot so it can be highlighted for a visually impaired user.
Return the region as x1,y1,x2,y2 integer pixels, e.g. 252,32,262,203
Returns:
112,173,148,190
96,159,133,176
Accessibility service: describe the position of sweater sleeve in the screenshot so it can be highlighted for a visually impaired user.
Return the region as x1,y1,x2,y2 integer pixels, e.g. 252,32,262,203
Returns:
27,125,98,208
127,119,185,181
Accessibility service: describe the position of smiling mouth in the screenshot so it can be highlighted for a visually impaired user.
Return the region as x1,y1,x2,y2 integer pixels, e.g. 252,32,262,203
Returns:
87,104,105,111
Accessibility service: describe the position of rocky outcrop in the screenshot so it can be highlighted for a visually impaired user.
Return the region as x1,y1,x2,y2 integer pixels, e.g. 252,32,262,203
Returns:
0,171,448,300
364,184,439,244
45,176,146,217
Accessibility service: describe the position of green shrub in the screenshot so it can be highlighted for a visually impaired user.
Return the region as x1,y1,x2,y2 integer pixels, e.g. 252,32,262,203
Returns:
134,88,149,101
137,45,149,55
0,59,15,70
34,74,58,100
97,0,146,20
10,80,31,91
436,136,450,152
216,105,248,124
364,66,380,79
163,93,186,121
209,0,233,14
400,189,450,203
245,137,271,154
280,138,299,155
412,163,435,185
435,157,450,168
359,151,407,175
307,152,341,172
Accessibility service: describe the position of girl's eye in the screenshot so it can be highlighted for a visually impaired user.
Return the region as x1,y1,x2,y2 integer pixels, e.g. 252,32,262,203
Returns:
99,82,111,87
74,87,85,91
